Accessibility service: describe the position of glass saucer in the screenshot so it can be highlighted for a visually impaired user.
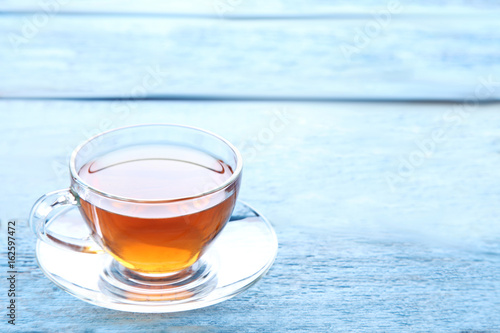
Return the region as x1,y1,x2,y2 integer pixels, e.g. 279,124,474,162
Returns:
35,201,278,313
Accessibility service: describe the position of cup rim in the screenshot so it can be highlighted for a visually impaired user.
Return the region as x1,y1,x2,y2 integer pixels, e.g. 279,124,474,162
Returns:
69,123,243,203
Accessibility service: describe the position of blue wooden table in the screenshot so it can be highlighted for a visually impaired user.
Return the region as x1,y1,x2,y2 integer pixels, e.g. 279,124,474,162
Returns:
1,1,500,332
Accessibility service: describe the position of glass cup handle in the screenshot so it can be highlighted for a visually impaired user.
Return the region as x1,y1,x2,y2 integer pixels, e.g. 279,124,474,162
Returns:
29,189,103,254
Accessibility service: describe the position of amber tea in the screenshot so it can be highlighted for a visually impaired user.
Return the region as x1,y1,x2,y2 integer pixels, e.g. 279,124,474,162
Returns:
78,144,238,274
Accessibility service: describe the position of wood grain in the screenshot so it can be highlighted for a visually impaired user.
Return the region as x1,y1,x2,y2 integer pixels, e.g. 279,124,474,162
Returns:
2,0,500,16
1,15,500,100
1,101,499,332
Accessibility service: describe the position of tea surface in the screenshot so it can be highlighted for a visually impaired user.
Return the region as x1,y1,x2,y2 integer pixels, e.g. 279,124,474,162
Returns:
78,144,236,273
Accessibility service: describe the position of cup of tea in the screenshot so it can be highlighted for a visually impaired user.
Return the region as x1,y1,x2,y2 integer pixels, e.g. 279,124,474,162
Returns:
30,124,243,301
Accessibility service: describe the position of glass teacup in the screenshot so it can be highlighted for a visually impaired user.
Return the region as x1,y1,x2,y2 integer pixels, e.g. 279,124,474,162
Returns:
30,124,242,301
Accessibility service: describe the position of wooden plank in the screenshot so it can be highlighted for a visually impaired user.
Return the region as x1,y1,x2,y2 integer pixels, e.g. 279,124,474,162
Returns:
1,0,500,16
1,15,500,100
0,100,499,331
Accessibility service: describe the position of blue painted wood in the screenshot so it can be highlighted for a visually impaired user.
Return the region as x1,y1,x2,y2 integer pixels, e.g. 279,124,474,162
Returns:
1,14,500,100
2,2,500,330
1,101,499,332
2,0,500,16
